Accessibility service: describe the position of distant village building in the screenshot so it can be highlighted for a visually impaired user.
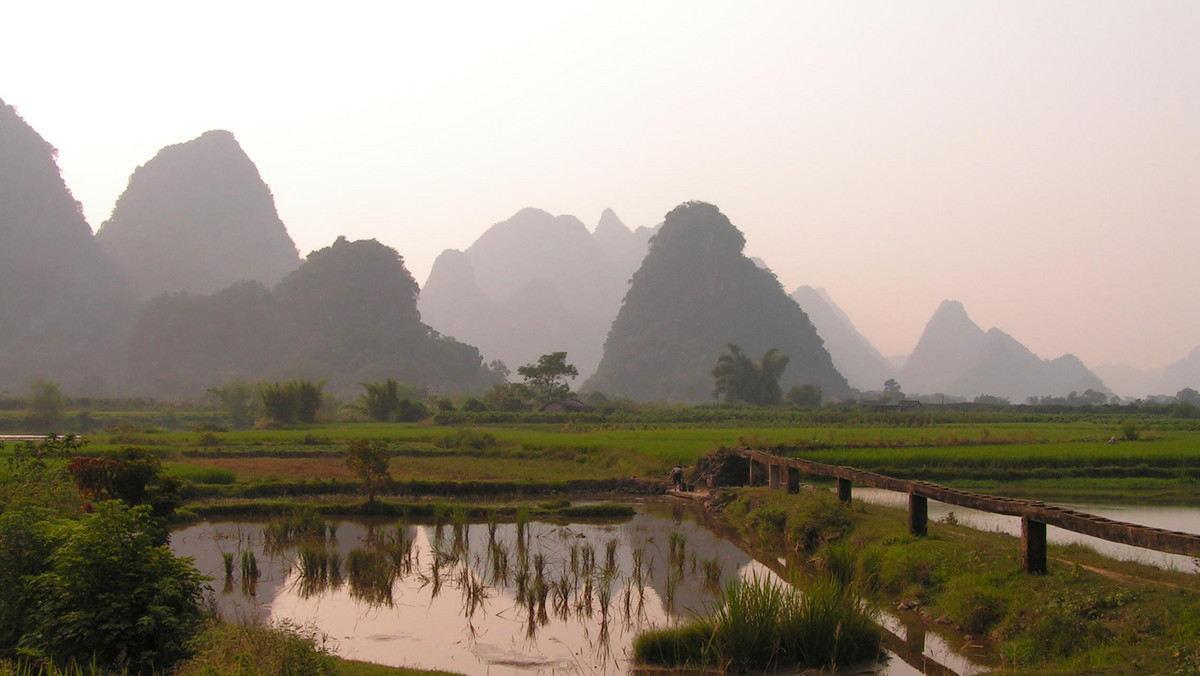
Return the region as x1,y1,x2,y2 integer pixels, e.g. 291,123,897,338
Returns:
861,399,923,413
538,398,594,413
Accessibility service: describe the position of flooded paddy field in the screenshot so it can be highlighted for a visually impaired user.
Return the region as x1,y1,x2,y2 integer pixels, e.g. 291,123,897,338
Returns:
172,499,987,675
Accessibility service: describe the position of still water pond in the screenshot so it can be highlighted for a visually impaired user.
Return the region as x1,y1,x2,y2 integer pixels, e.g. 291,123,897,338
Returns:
172,500,983,675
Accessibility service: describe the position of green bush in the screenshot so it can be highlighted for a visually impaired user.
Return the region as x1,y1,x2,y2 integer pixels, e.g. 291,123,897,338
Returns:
18,503,207,673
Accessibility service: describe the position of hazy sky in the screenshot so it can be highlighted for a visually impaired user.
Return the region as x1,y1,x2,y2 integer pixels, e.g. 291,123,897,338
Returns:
4,1,1197,371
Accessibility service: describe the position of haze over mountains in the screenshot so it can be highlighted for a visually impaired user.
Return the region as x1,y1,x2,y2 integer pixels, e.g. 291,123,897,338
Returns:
790,286,896,391
584,202,851,403
419,207,654,380
900,301,1109,402
96,130,301,301
1,98,1196,403
0,98,133,393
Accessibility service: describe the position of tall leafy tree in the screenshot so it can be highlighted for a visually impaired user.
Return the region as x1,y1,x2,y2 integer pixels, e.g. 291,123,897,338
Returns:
206,378,256,428
358,379,401,421
712,344,789,406
517,352,579,407
25,379,65,432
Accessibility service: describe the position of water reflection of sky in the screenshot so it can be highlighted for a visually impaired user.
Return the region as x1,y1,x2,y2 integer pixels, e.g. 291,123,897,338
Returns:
170,499,987,675
173,502,760,675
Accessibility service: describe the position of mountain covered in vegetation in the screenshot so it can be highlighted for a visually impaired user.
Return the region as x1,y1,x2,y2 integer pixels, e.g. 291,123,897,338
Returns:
585,202,850,403
419,207,653,379
0,99,133,393
96,130,300,301
126,237,497,397
790,286,895,391
901,300,1109,401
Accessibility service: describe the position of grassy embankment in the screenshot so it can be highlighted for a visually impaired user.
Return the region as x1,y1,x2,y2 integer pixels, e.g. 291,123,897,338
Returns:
702,487,1200,675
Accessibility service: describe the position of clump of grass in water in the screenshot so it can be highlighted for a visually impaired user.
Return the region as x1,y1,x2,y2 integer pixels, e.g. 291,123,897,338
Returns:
631,545,645,585
780,577,882,671
240,551,260,580
701,557,724,593
222,551,235,579
485,507,500,543
346,548,394,607
632,574,882,672
386,523,415,573
488,540,510,585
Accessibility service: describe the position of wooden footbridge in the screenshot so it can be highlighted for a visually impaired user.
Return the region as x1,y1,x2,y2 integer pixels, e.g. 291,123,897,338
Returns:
736,448,1200,574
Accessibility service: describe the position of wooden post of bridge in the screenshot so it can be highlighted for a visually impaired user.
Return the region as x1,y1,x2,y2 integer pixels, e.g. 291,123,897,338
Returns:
768,462,781,490
1022,517,1048,574
908,492,928,537
787,466,800,493
836,477,852,503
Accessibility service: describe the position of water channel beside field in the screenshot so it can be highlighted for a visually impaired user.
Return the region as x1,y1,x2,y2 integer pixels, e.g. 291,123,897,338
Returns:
171,499,986,676
850,488,1200,571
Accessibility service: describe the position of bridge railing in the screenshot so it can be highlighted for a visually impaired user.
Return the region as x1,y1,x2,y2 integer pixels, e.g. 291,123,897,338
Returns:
736,448,1200,574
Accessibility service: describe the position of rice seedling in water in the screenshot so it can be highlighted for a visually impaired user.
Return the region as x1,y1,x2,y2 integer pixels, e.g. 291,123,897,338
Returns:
221,550,235,579
664,569,677,613
604,538,618,576
451,506,469,555
459,566,490,618
346,548,395,607
631,545,645,585
486,507,499,542
581,542,596,576
552,571,573,618
240,551,260,579
297,545,328,581
702,557,724,593
240,551,260,596
597,571,614,619
513,501,528,545
385,525,415,573
533,552,546,587
489,540,510,585
328,549,343,586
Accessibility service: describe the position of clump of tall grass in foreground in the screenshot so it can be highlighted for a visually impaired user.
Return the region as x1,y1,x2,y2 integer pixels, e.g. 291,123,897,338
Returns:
632,574,882,672
172,619,337,675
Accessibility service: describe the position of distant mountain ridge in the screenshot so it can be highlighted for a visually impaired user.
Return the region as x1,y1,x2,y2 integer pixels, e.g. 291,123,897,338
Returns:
126,237,496,397
585,202,850,402
790,286,895,391
419,207,654,378
901,300,1109,401
0,98,133,393
96,130,301,301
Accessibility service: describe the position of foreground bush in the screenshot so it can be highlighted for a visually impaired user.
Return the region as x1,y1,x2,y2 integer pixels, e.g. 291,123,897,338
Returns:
15,503,207,673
